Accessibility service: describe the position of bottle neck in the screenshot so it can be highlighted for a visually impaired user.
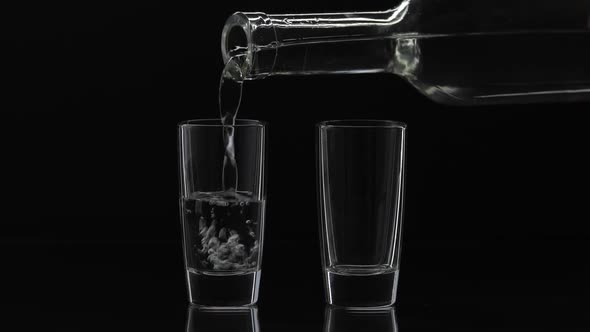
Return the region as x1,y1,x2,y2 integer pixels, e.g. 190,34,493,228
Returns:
221,1,411,79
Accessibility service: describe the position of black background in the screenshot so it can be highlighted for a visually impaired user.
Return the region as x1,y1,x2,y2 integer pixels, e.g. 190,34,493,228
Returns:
2,0,590,330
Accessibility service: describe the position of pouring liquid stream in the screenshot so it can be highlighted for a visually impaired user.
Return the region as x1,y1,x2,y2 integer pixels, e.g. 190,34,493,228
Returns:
218,54,246,192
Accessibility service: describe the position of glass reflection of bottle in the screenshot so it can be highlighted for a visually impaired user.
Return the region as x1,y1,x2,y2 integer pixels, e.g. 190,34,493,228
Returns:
186,305,260,332
324,305,397,332
222,0,590,105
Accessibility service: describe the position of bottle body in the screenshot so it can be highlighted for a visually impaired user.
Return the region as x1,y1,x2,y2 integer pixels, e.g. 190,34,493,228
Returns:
222,0,590,105
396,31,590,105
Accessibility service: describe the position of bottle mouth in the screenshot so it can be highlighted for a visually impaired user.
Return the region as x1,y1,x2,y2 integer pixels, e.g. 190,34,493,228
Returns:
221,12,278,79
221,13,252,64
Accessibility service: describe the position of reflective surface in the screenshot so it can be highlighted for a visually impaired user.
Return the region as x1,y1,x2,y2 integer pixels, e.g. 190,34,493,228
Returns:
2,239,590,331
187,305,260,332
187,304,398,332
324,306,397,332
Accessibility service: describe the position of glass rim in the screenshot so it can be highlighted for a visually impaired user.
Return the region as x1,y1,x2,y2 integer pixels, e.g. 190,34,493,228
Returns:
178,119,267,128
317,119,407,129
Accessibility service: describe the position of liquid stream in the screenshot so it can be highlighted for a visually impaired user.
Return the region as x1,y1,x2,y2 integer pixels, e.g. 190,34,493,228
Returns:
218,54,247,191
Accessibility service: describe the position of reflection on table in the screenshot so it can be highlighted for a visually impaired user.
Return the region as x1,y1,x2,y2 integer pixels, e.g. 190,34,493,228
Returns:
324,305,397,332
186,305,259,332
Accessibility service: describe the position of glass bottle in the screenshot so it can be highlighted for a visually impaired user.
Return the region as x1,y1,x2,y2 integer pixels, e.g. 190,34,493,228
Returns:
221,0,590,105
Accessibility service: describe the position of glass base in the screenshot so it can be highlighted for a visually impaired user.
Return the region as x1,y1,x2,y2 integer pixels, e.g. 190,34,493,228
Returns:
186,269,261,306
325,268,399,307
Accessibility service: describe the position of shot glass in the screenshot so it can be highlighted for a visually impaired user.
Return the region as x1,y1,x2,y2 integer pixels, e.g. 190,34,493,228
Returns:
317,120,407,307
178,119,267,306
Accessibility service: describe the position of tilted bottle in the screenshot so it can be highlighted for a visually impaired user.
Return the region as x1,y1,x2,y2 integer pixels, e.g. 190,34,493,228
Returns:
221,0,590,105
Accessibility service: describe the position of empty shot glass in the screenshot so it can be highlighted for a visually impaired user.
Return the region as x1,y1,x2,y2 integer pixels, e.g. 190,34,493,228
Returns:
178,119,267,306
317,120,407,307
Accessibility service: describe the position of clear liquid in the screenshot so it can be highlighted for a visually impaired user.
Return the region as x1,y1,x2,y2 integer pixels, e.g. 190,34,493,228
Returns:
182,191,265,273
218,55,246,191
